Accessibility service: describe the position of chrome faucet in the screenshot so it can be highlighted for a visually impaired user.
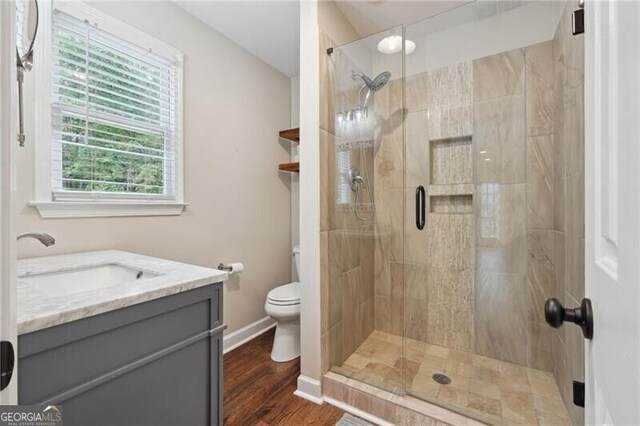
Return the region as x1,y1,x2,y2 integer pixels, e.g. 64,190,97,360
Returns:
17,232,56,247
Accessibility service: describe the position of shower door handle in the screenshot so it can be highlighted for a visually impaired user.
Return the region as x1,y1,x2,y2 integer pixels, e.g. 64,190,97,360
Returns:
416,185,425,230
544,298,593,339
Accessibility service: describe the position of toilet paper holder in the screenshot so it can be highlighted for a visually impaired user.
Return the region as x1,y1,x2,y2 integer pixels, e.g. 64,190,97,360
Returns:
217,263,233,272
217,262,244,274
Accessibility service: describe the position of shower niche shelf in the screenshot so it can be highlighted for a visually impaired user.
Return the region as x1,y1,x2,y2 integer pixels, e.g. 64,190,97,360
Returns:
429,184,474,196
430,194,473,214
428,135,473,214
429,135,473,185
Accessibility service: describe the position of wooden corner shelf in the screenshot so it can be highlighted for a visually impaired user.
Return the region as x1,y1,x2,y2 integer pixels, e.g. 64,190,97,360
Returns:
278,128,299,172
279,128,300,143
278,162,299,173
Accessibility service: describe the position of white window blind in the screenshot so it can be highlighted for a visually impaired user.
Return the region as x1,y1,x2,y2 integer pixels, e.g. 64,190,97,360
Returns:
336,150,351,205
51,9,179,201
479,183,499,238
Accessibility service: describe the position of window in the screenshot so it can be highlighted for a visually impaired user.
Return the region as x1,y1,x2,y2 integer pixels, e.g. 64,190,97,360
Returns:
336,149,351,205
479,183,499,238
32,2,185,218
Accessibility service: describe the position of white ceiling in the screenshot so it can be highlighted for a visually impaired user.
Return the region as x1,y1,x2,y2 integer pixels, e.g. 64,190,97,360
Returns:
175,1,300,77
174,1,480,78
335,0,472,38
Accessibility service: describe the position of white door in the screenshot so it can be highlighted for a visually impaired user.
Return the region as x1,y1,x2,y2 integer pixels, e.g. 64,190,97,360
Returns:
585,0,640,424
0,0,18,405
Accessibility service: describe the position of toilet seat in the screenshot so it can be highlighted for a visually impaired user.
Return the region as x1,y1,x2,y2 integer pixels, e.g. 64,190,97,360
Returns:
267,282,300,306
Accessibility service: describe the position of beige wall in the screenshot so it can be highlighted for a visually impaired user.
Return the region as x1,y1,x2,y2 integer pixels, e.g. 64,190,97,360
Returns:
16,1,292,336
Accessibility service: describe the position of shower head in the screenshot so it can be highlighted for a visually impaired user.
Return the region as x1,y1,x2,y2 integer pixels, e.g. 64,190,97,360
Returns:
352,71,372,89
352,70,391,108
369,71,391,92
352,71,391,92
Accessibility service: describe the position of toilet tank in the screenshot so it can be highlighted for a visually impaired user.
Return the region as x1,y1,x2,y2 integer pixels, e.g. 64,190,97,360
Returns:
293,245,300,278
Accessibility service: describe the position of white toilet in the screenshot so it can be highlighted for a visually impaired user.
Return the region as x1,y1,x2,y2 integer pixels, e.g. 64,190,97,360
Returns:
265,245,300,362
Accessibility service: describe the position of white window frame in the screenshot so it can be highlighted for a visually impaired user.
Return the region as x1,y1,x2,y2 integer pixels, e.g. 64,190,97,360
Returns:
31,1,186,218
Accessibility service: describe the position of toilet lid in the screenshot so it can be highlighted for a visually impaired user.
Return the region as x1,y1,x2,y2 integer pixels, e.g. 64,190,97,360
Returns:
267,282,300,305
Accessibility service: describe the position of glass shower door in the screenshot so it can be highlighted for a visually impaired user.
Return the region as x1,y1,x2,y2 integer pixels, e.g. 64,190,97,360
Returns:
324,2,580,424
401,2,576,424
326,26,406,395
401,11,477,410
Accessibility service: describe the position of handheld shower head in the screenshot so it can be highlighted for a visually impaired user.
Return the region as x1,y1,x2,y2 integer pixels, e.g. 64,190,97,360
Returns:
352,71,391,91
352,71,373,88
369,71,391,91
347,70,389,222
352,70,392,108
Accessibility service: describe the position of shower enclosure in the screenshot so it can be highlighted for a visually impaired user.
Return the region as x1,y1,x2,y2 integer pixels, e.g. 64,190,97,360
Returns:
323,1,584,425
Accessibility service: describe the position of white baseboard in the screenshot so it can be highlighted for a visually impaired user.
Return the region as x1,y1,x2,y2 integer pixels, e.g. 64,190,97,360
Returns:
294,375,324,404
324,397,393,426
223,316,276,354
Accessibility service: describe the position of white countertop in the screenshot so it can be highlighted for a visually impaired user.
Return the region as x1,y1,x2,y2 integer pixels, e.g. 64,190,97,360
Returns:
17,250,227,335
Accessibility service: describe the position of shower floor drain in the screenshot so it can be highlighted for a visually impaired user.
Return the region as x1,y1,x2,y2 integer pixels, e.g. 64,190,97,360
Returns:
432,373,451,385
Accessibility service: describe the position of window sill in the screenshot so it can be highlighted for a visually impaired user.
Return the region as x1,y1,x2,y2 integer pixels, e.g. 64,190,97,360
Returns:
28,201,188,219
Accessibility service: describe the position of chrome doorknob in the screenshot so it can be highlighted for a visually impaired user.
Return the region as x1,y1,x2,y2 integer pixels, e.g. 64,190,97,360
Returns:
544,298,593,340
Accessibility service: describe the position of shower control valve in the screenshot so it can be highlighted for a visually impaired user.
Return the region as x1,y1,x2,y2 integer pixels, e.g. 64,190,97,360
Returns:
349,167,365,191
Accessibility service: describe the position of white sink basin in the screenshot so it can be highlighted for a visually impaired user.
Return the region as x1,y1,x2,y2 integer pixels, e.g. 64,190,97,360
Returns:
19,263,161,297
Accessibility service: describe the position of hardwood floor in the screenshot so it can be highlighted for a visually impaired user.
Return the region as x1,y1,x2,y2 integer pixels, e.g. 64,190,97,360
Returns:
223,329,344,425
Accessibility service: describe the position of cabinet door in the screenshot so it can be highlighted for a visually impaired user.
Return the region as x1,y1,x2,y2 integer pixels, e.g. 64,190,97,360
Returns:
60,335,215,426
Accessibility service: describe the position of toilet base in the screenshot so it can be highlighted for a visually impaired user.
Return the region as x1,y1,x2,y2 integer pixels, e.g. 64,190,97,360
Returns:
271,319,300,362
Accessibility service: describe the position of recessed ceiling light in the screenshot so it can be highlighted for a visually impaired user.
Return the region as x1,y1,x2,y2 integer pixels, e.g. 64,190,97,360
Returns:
405,39,416,55
377,35,416,55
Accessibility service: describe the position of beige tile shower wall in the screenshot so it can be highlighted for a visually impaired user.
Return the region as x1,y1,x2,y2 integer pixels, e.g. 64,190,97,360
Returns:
373,75,405,337
373,41,556,370
334,24,569,388
424,62,475,351
377,61,476,348
473,42,556,372
320,30,376,373
370,42,558,374
525,41,555,373
551,2,585,424
426,213,475,351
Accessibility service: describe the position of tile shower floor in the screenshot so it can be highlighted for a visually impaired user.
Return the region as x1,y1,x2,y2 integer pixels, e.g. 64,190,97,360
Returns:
335,331,571,426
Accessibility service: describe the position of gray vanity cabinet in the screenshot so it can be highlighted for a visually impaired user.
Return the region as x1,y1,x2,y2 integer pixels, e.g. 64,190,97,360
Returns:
18,283,224,426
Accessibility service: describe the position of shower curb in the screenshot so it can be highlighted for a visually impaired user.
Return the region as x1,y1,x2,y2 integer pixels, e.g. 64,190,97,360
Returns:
323,372,491,426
